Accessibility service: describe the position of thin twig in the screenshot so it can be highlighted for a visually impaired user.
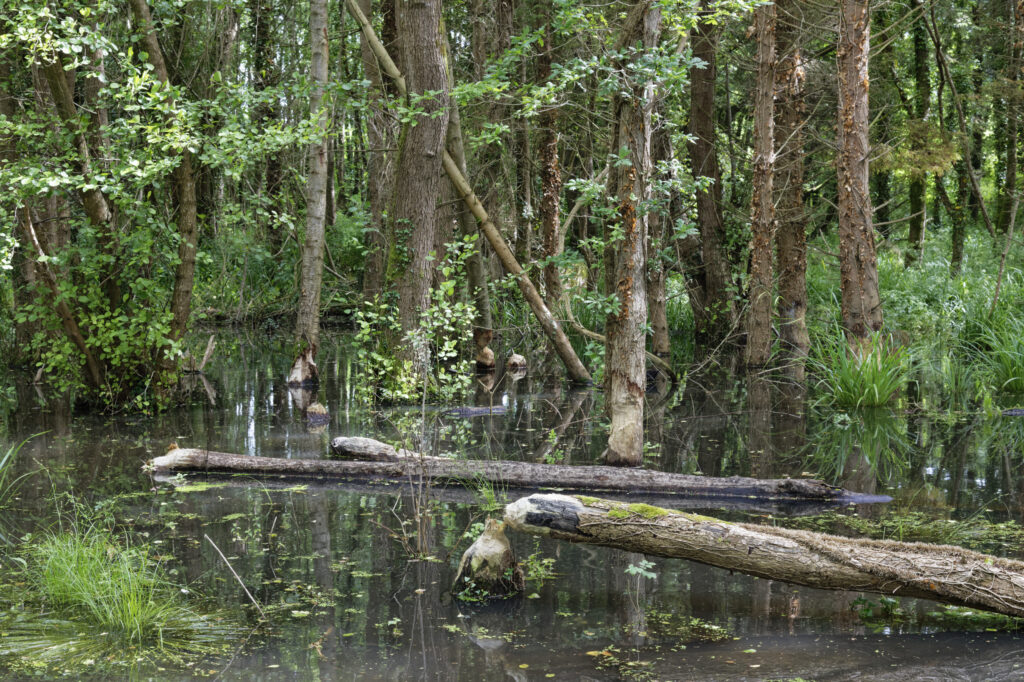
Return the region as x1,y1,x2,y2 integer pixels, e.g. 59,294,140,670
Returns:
204,534,266,620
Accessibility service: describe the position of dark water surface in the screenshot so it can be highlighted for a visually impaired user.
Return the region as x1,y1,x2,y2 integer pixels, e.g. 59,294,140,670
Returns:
2,330,1024,680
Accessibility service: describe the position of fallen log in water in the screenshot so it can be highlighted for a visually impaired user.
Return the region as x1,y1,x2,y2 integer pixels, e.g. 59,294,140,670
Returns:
504,493,1024,617
146,437,890,504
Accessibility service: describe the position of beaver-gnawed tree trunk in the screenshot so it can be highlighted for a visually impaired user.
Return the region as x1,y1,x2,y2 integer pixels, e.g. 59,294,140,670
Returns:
837,0,883,343
603,1,661,466
505,494,1024,618
293,0,330,378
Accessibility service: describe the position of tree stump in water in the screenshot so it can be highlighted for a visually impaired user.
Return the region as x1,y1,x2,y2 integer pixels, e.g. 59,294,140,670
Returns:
453,519,524,601
287,346,318,387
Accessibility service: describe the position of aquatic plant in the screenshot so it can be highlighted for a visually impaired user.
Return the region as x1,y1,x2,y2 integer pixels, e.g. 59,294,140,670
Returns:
981,316,1024,393
809,328,909,407
0,525,238,673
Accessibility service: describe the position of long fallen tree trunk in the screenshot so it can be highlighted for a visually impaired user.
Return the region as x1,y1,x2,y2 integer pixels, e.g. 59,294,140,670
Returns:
146,436,890,503
505,493,1024,617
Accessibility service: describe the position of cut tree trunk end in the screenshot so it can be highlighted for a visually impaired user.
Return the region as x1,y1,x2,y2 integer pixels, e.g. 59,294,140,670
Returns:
453,518,524,601
504,494,1024,618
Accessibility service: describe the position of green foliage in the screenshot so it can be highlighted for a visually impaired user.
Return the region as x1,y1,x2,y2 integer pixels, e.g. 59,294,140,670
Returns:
350,237,478,404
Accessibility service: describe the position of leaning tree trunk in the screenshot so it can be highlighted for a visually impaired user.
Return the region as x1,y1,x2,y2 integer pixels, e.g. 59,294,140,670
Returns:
836,0,883,343
689,3,734,352
744,3,776,369
775,0,809,370
128,0,200,378
294,0,330,367
603,1,661,466
345,0,592,384
505,494,1024,618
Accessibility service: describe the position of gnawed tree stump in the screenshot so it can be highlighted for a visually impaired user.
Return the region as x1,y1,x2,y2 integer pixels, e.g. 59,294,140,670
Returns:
287,346,318,387
452,519,524,600
146,437,891,504
504,493,1024,617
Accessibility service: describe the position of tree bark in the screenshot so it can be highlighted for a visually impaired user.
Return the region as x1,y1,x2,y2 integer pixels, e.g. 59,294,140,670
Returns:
345,0,592,384
149,439,885,503
293,0,330,359
358,0,397,299
128,0,200,372
774,0,810,369
603,1,661,466
836,0,883,343
505,493,1024,618
391,0,450,349
744,3,776,369
538,16,563,307
689,5,735,352
997,0,1022,236
906,0,930,266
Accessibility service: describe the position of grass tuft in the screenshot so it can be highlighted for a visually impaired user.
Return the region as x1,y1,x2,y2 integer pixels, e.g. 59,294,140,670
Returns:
810,329,909,407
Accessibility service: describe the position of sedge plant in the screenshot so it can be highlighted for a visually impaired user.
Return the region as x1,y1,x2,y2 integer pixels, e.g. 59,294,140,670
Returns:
809,327,910,407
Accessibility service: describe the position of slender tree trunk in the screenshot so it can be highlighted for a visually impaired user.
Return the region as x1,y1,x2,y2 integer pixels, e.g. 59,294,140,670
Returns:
647,118,672,362
359,0,397,299
603,2,661,466
689,4,734,352
997,0,1022,234
442,31,492,335
774,0,809,369
836,0,883,343
391,0,450,350
128,0,200,374
745,3,776,368
293,0,330,359
906,0,930,266
538,16,563,307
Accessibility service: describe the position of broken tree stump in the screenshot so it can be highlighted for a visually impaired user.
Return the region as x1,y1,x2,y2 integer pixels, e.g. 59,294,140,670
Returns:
504,493,1024,617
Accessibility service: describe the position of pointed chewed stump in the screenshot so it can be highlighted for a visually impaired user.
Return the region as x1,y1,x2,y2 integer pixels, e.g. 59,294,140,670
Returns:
452,519,524,601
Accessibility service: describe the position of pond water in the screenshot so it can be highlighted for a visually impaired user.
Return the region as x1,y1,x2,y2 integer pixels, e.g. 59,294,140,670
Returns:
2,329,1024,680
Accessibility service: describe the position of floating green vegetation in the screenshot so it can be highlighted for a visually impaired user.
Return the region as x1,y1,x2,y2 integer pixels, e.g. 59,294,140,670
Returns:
0,527,239,674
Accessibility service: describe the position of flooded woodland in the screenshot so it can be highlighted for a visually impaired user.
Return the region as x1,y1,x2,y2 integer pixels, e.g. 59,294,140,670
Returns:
2,331,1024,680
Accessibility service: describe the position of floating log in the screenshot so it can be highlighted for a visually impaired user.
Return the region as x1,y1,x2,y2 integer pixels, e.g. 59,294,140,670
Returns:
147,436,891,504
504,493,1024,617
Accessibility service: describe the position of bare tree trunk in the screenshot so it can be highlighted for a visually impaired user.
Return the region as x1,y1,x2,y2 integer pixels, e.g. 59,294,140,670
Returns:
505,494,1024,618
294,0,330,359
775,0,809,368
603,2,661,466
997,0,1023,235
128,0,200,373
836,0,883,343
391,0,450,349
689,5,734,352
358,0,397,299
538,17,563,307
647,118,672,362
745,3,776,369
906,0,930,266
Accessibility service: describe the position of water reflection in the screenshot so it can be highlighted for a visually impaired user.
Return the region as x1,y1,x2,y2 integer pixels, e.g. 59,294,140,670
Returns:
3,330,1024,679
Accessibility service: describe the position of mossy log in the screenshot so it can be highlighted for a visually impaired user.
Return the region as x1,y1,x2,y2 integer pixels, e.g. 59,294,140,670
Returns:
147,436,890,504
504,493,1024,617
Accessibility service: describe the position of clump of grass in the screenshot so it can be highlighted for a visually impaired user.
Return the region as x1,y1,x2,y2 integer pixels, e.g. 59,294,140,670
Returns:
0,525,238,670
981,316,1024,393
810,329,910,407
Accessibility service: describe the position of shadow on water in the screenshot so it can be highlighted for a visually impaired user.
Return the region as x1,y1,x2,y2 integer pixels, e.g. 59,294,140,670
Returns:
2,330,1024,679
